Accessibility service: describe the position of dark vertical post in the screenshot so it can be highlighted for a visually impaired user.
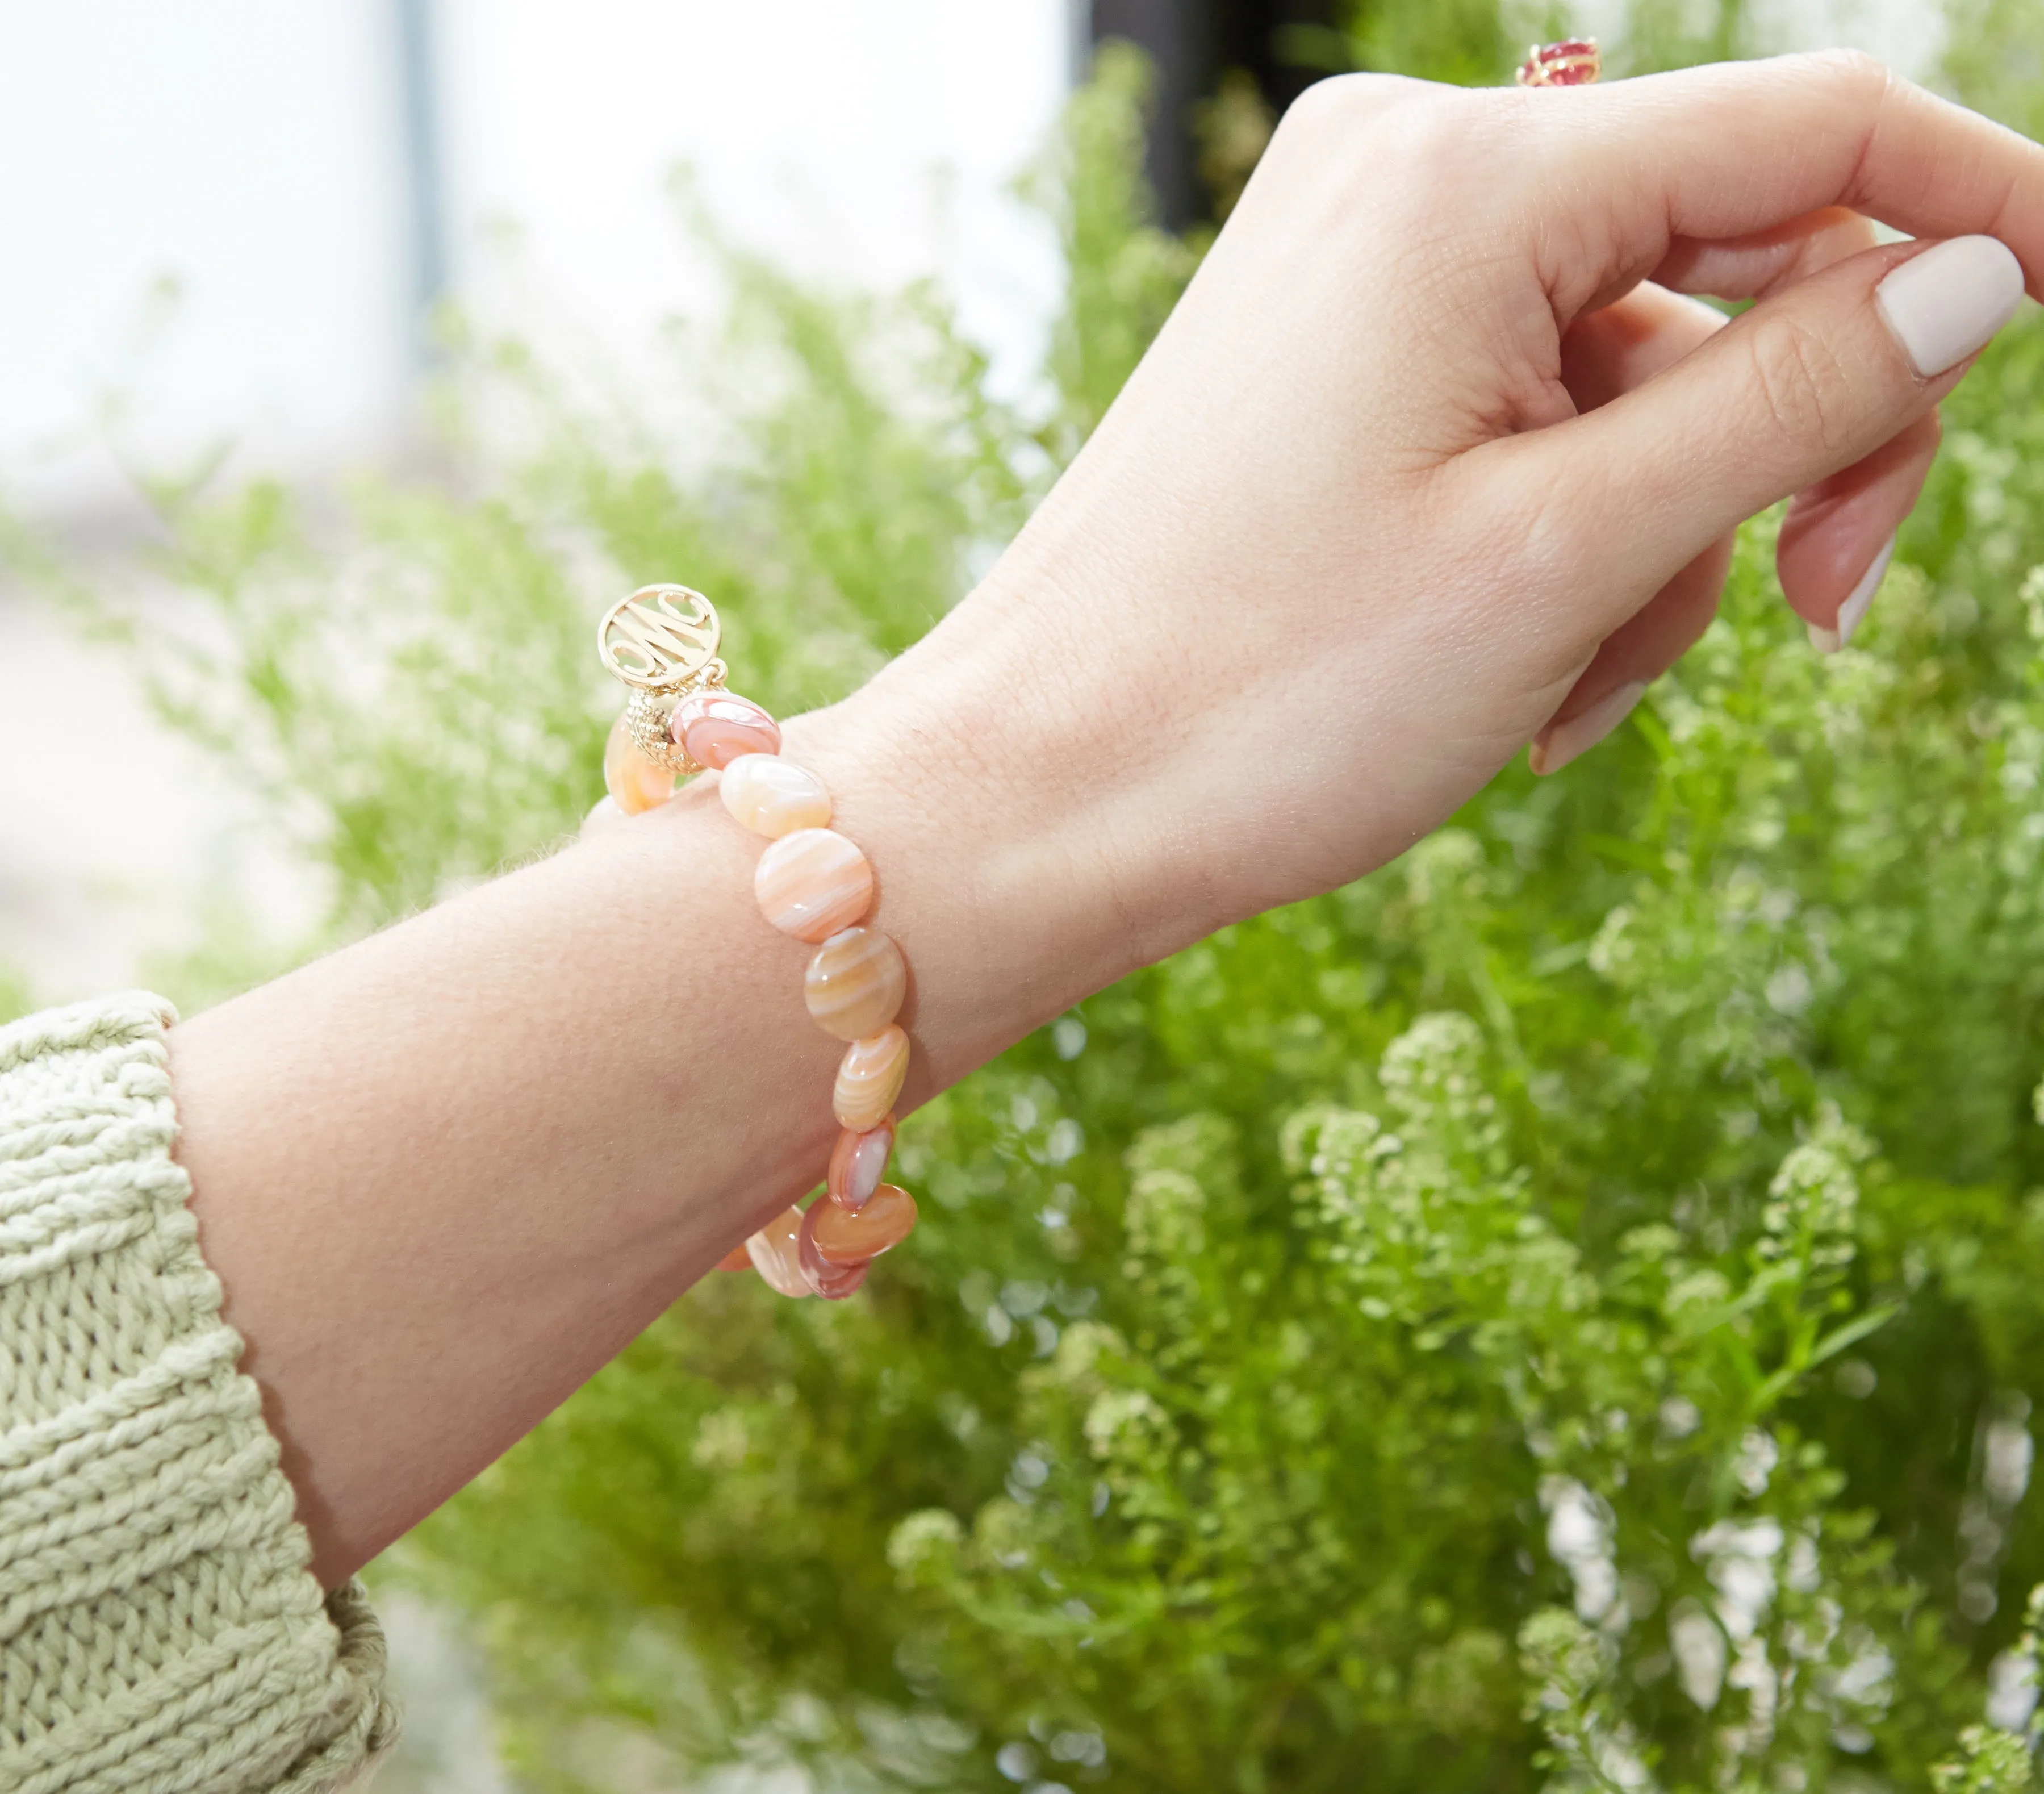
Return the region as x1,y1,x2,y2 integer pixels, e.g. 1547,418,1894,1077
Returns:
1082,1,1345,231
1085,0,1220,231
394,0,448,366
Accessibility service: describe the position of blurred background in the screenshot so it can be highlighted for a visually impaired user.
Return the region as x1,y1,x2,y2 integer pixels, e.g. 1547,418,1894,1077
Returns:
5,3,2040,1791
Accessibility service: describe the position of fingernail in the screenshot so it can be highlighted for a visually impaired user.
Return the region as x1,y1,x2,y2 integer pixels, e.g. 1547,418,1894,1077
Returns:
1807,532,1896,654
1530,680,1648,776
1876,236,2026,378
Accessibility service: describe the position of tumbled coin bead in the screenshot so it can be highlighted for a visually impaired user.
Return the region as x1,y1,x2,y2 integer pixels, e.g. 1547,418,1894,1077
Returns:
745,1205,814,1299
720,753,833,838
672,690,781,770
603,711,675,815
580,796,628,839
812,1182,918,1266
804,925,906,1042
799,1199,870,1299
755,827,873,942
827,1115,895,1211
833,1024,909,1130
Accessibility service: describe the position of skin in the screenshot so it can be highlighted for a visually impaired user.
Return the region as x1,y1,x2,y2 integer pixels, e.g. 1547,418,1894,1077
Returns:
162,52,2044,1587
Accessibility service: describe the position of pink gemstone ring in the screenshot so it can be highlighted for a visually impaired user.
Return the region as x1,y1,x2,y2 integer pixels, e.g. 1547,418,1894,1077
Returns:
1515,37,1601,86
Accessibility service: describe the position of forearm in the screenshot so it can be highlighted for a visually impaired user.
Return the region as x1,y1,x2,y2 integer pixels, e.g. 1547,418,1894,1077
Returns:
166,661,1167,1588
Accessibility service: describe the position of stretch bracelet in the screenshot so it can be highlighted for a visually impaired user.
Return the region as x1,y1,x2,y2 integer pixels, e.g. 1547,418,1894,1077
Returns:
586,583,918,1301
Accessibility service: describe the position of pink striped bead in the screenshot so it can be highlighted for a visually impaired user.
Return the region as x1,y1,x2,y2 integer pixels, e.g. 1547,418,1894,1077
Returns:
799,1198,870,1299
804,927,906,1042
745,1205,814,1298
833,1025,909,1130
603,711,674,815
828,1116,895,1209
755,828,873,942
813,1182,918,1266
671,690,780,770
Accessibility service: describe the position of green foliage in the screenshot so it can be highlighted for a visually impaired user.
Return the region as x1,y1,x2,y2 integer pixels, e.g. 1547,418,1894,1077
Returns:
1342,0,1516,86
1943,0,2044,142
27,6,2044,1790
1022,42,1198,455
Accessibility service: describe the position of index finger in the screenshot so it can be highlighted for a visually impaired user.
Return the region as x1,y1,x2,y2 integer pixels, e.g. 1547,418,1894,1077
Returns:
1524,51,2044,314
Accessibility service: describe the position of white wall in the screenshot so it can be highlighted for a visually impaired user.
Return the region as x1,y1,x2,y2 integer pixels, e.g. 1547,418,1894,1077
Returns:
0,0,412,514
437,0,1071,402
0,0,1071,519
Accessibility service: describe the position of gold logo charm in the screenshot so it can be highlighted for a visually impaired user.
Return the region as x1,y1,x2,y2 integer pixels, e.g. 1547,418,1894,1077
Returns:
597,584,721,691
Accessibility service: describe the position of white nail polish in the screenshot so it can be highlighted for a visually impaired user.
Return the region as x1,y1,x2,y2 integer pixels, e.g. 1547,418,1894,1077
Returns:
1806,532,1897,654
1876,236,2026,378
1836,532,1896,647
1531,680,1648,776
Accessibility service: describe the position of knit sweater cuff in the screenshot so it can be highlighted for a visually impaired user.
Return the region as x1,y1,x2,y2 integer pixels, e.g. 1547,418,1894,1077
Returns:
0,992,399,1793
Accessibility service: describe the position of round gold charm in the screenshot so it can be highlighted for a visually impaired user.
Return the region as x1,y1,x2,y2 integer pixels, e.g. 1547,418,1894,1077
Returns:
597,584,721,691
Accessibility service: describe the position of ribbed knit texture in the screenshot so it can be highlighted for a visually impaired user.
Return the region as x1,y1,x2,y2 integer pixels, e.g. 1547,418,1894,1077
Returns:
0,992,398,1793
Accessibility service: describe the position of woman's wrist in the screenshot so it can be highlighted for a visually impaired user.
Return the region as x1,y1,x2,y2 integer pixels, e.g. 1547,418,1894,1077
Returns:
784,587,1214,1094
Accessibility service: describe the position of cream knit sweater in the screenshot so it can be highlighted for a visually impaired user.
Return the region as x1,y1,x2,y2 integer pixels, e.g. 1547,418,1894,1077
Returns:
0,993,396,1792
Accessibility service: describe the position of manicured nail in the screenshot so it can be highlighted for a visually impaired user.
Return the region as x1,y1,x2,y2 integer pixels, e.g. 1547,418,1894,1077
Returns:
1876,236,2026,378
1807,532,1896,654
1530,679,1648,776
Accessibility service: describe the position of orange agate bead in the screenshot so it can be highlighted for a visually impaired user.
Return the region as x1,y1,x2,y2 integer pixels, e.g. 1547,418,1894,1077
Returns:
603,711,674,815
720,754,832,838
833,1025,909,1130
799,1196,870,1299
804,926,906,1042
744,1205,813,1298
755,828,873,942
812,1182,918,1266
828,1115,894,1210
580,796,628,838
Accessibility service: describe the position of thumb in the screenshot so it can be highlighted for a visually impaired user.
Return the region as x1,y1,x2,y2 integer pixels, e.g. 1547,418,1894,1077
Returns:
1518,234,2026,631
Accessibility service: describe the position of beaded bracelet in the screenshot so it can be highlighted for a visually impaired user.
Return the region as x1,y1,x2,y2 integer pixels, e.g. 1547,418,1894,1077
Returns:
585,583,918,1300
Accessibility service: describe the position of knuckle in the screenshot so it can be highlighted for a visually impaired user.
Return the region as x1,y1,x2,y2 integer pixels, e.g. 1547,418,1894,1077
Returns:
1276,71,1409,141
1782,45,1892,91
1276,71,1494,176
1269,78,1508,242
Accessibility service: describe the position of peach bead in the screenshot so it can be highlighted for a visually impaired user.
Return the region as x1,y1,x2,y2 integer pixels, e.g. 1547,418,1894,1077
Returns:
580,796,628,839
828,1115,895,1211
716,1242,754,1273
804,927,907,1042
755,828,872,941
720,754,833,838
745,1205,814,1298
799,1198,869,1299
671,690,781,770
603,711,674,815
812,1182,918,1266
833,1025,909,1130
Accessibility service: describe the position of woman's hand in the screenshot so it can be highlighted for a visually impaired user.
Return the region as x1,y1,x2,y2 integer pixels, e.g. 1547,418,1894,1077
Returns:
839,52,2039,960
